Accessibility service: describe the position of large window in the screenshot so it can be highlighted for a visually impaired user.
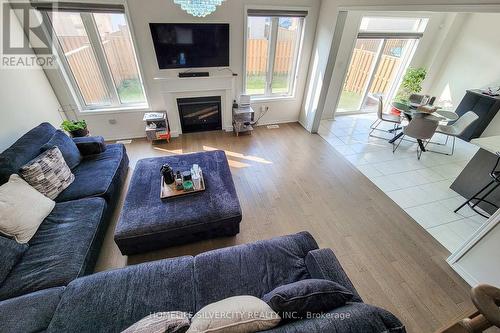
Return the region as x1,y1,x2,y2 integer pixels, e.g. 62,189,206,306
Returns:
245,10,305,98
48,9,147,110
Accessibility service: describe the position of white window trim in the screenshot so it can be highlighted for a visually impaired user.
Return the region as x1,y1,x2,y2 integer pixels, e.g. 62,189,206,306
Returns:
45,10,149,112
243,7,306,100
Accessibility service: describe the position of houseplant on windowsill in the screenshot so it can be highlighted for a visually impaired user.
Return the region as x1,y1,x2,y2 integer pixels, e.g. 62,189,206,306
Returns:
391,67,427,115
61,120,89,137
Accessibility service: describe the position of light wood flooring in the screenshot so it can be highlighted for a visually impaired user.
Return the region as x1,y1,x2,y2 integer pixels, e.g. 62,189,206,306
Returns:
96,122,476,333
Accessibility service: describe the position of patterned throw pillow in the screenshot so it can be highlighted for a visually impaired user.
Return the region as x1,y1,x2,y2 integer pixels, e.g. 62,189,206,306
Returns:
19,147,75,200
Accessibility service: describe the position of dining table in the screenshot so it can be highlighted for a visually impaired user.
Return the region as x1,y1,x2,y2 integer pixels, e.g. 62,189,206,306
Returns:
387,105,459,152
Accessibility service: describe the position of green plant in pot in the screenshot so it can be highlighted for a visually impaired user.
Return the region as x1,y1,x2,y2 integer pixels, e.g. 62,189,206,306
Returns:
392,67,427,113
61,120,88,137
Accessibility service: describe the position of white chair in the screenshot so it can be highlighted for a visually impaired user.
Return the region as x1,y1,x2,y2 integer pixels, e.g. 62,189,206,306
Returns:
369,96,402,140
393,115,439,160
430,111,479,155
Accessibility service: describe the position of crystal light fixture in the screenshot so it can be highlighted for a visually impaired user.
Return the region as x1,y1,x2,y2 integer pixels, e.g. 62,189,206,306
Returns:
173,0,225,17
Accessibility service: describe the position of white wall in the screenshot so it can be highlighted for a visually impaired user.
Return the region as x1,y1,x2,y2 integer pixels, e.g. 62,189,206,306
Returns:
0,1,61,152
427,13,500,136
49,0,320,140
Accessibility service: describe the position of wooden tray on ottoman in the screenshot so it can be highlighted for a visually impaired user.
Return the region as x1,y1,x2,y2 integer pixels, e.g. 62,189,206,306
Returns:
160,170,205,199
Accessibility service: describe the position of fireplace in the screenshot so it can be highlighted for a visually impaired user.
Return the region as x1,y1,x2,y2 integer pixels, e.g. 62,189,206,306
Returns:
177,96,222,133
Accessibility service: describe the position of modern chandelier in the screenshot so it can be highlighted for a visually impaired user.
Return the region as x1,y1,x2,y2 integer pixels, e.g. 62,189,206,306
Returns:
173,0,226,17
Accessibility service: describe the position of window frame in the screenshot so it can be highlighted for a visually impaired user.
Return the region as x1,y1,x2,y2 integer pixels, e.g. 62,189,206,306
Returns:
243,11,305,100
45,10,149,112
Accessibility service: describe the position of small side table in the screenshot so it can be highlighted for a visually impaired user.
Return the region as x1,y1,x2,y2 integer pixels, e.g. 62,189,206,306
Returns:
144,112,170,143
232,106,254,136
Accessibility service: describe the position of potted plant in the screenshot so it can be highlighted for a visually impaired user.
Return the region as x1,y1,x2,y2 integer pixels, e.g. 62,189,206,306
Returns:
61,120,89,137
391,67,427,115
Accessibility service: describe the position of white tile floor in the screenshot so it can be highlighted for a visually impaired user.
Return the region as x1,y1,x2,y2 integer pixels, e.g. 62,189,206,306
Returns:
318,113,488,253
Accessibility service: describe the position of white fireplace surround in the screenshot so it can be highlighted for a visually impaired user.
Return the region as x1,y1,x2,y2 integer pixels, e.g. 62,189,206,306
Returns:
155,75,235,136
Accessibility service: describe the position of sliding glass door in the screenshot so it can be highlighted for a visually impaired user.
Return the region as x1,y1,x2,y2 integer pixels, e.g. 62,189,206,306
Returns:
337,16,428,113
337,37,418,113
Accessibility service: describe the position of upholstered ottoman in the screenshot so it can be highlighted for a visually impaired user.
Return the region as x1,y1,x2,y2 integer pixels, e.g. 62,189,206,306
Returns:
114,150,242,255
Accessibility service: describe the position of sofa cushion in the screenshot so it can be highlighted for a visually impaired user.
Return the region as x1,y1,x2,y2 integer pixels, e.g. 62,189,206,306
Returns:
262,279,354,318
55,143,128,203
263,302,405,333
19,147,75,200
0,287,65,333
41,130,82,169
0,197,107,300
0,122,57,185
0,235,28,285
193,232,319,311
47,257,196,333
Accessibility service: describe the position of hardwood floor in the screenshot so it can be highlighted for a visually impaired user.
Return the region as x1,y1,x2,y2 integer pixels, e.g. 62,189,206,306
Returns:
96,122,475,333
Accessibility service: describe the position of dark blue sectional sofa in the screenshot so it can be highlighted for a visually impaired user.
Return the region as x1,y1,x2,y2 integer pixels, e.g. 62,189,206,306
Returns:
0,123,129,301
0,124,404,332
1,231,404,332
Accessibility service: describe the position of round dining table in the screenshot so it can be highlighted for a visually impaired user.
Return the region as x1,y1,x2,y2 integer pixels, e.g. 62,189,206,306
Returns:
387,107,459,152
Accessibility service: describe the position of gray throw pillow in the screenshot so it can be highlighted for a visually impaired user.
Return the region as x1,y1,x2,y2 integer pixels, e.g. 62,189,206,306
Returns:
19,147,75,200
41,130,81,169
121,311,190,333
262,279,354,319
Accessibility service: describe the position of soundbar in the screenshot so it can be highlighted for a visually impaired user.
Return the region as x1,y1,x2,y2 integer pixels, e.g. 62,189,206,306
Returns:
178,72,210,78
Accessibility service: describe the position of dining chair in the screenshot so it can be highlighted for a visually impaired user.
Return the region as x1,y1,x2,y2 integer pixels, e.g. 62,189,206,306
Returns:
369,96,402,140
392,115,439,160
430,111,479,155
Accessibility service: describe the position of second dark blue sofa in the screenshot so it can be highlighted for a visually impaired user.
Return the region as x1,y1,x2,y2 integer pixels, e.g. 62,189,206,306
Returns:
1,232,405,332
0,123,129,301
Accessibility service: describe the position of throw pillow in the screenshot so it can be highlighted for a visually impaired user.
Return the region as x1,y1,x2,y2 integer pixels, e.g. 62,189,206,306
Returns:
41,130,81,169
262,279,354,318
121,311,190,333
0,236,28,285
188,295,281,333
19,147,75,200
0,174,55,243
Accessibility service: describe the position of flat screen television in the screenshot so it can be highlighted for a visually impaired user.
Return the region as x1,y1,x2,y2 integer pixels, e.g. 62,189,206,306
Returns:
149,23,229,69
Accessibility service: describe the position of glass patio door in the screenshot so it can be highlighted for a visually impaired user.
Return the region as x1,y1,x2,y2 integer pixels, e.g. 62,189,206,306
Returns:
336,16,428,113
337,38,383,112
358,38,417,112
337,37,417,113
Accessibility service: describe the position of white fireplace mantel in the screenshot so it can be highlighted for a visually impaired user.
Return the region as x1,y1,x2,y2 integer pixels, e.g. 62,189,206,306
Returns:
154,75,236,136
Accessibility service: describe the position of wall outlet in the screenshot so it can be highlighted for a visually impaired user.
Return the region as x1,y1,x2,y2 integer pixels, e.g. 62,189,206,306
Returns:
108,119,117,125
260,105,267,113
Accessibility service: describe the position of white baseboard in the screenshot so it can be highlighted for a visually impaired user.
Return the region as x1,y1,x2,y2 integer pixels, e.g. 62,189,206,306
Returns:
103,133,145,142
101,118,299,141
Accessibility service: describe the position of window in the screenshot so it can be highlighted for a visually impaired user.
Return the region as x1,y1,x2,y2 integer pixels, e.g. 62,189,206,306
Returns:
245,10,305,98
48,9,147,110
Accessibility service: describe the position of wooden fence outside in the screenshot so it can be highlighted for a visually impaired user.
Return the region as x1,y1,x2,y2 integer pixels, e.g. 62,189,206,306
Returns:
59,30,138,104
343,47,401,96
246,39,296,75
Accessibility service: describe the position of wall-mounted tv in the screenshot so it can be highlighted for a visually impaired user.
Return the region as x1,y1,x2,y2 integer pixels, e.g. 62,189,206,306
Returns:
149,23,229,69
